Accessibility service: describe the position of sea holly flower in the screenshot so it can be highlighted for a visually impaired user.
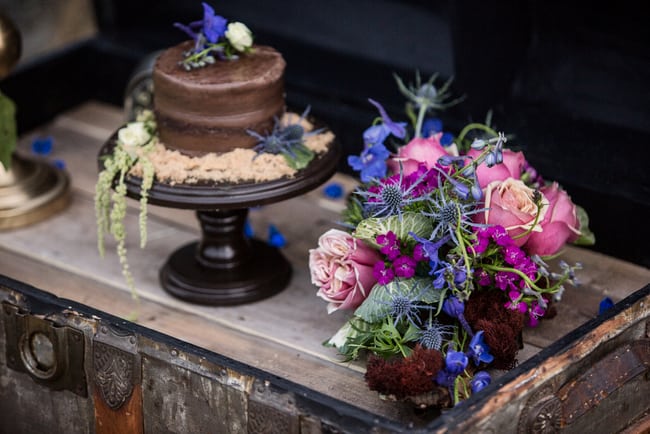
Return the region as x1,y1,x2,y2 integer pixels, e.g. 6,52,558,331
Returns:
467,331,494,365
418,316,455,351
357,167,430,219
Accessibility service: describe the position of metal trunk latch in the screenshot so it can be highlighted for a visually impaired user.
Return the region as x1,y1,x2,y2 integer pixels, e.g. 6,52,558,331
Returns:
2,301,87,396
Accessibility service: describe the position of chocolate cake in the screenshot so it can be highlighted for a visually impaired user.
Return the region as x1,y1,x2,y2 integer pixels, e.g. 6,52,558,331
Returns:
152,41,286,156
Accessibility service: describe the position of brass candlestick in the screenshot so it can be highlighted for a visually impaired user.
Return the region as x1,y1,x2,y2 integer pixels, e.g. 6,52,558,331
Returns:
0,9,70,230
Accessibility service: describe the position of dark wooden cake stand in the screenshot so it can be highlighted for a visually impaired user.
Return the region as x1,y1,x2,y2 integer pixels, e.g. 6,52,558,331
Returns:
99,136,339,306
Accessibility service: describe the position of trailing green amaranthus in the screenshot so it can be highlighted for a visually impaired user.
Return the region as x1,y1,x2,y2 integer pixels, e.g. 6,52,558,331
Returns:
95,110,156,304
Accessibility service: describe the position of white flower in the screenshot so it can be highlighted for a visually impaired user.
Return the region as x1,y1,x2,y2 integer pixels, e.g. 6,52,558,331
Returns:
225,22,253,52
118,122,151,158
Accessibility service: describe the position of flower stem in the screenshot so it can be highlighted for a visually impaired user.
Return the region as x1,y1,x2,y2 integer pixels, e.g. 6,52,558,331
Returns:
414,103,429,138
457,123,498,143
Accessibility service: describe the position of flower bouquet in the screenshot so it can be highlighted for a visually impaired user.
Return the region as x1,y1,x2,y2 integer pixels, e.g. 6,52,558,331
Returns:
309,73,595,408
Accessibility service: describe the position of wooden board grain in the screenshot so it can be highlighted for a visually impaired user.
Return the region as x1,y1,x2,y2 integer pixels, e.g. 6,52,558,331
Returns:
1,101,649,425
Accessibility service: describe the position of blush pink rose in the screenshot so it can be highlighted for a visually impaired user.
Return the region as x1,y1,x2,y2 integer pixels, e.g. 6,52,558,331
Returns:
387,133,454,176
467,149,527,188
309,229,382,313
475,178,548,246
523,182,581,256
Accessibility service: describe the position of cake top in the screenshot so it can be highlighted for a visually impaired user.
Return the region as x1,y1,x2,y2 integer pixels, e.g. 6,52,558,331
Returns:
155,42,285,88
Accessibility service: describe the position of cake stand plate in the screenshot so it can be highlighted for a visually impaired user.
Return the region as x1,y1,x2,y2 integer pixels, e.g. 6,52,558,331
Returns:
99,134,339,306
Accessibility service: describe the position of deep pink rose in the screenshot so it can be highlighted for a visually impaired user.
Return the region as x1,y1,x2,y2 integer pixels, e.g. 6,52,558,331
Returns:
467,149,527,188
387,133,453,176
475,178,548,246
523,182,581,256
309,229,381,313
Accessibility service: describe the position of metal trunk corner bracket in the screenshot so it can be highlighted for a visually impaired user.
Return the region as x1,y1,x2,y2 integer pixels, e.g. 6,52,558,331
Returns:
92,322,140,410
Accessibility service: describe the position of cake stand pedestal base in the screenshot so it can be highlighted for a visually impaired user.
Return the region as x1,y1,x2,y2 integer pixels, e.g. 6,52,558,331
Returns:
159,209,291,305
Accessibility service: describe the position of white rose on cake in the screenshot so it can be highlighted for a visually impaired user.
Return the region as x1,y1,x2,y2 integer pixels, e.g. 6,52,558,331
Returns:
118,122,151,158
225,22,253,52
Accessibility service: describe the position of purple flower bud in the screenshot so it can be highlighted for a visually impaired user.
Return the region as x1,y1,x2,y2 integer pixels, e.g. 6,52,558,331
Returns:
470,371,491,393
445,349,469,375
470,139,487,150
443,296,464,319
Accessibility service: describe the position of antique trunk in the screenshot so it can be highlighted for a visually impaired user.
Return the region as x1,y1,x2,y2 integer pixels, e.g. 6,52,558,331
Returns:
1,1,650,432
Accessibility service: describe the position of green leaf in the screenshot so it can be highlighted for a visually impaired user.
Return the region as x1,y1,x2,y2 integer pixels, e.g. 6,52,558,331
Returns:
354,277,442,324
353,212,433,248
573,205,595,246
283,143,314,170
0,91,17,170
323,316,374,360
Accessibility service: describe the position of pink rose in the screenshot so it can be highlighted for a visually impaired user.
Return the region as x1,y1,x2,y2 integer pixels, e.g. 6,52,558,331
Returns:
475,178,548,246
523,182,581,256
309,229,382,313
467,149,527,188
387,133,453,176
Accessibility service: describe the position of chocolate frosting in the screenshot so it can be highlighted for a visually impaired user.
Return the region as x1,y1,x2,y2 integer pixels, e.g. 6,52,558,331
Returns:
153,41,286,155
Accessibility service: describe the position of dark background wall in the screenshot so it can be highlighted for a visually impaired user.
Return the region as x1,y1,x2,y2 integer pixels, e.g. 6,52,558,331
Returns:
2,0,649,268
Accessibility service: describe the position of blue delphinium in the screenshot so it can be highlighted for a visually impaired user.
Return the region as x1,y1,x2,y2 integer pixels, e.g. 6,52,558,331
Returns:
349,99,406,182
470,371,491,394
348,143,390,183
466,331,494,365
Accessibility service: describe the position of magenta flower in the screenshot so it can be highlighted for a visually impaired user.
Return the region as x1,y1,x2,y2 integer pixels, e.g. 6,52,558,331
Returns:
393,255,417,278
373,261,394,285
377,231,400,260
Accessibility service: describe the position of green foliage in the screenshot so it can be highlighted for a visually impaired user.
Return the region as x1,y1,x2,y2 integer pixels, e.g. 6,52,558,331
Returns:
282,143,314,170
353,212,433,248
354,278,442,324
573,205,596,246
0,91,17,170
326,315,421,361
95,112,156,304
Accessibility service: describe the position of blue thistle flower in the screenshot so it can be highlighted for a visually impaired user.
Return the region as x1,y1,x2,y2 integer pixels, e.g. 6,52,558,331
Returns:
418,315,455,351
356,167,431,219
374,280,434,328
249,107,321,168
423,172,487,245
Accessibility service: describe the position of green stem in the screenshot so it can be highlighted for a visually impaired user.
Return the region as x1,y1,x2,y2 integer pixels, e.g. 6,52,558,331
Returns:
414,102,429,138
457,123,498,143
481,263,565,294
512,201,544,240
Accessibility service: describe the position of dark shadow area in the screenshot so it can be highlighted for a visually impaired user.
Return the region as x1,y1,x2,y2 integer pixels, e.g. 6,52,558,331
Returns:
3,0,649,267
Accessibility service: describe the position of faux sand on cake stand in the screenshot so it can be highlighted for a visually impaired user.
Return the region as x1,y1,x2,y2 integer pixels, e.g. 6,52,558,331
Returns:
98,132,339,306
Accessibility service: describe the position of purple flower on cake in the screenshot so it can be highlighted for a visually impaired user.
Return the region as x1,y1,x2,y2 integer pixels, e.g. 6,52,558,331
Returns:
174,3,254,69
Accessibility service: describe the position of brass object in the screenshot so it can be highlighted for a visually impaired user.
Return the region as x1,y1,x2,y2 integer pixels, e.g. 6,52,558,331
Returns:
0,9,22,79
0,153,70,230
0,10,70,229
